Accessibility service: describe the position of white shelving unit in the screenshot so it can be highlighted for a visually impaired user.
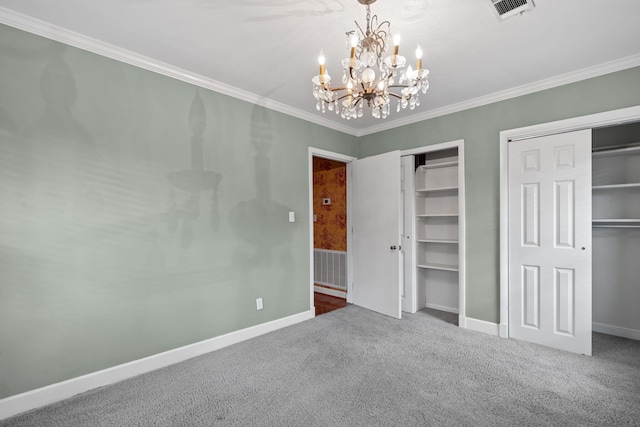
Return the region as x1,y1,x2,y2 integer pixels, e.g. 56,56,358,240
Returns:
592,145,640,226
414,155,460,313
592,141,640,340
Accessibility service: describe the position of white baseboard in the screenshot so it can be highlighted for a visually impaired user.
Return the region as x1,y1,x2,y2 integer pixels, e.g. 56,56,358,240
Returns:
593,322,640,341
460,316,500,337
314,285,347,299
424,303,459,314
0,310,315,421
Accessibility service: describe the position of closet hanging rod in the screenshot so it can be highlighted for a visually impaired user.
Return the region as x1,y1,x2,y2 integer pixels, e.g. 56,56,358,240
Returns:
592,141,640,152
592,224,640,228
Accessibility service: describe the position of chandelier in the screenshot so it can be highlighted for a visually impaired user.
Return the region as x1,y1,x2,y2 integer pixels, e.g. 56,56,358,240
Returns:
312,0,429,120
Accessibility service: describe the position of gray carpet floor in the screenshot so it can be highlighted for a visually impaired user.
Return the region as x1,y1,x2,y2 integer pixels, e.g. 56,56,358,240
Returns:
2,305,639,426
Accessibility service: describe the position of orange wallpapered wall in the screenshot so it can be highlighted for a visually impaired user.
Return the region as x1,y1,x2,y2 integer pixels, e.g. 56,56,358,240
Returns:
313,157,347,251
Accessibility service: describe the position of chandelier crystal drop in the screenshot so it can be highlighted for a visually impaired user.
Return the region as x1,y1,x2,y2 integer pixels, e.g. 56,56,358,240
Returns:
312,0,429,120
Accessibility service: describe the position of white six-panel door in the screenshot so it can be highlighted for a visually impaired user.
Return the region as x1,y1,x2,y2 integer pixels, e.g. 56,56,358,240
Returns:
508,130,592,355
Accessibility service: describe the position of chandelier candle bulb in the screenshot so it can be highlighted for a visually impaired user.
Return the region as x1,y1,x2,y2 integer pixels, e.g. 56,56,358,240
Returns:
391,33,400,67
318,51,325,73
415,44,423,70
318,50,326,85
350,34,358,59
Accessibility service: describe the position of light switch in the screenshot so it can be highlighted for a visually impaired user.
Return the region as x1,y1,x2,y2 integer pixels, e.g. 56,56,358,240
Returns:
289,211,295,222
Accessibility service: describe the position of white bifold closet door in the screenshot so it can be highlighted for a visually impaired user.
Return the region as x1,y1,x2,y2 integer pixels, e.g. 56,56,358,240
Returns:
508,130,592,355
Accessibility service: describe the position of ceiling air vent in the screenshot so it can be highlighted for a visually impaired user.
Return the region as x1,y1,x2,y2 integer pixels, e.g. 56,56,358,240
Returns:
491,0,535,20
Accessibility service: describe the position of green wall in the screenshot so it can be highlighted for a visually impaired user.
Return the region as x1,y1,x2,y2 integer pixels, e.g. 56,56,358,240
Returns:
0,24,358,398
359,66,640,323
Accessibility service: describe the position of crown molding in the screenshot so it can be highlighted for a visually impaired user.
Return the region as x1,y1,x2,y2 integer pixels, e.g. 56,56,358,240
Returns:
0,7,359,137
357,53,640,136
1,6,639,139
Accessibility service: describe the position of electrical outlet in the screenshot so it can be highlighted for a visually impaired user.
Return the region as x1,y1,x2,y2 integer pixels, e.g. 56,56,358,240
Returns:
256,298,263,310
288,211,295,222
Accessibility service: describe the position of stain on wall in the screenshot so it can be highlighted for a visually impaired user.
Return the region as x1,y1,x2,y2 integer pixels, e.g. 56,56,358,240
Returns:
0,23,359,398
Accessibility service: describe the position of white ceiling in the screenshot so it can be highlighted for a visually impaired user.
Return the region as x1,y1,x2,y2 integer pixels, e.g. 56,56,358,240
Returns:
1,0,640,136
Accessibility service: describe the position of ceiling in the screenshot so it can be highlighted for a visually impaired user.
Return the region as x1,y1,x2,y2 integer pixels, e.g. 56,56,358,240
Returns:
1,0,639,136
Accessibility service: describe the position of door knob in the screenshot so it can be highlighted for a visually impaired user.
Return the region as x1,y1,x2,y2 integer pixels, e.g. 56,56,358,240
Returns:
390,245,397,250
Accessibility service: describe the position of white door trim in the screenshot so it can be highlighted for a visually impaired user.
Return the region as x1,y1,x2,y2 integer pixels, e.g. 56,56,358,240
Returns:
401,139,466,324
499,105,640,338
308,148,357,311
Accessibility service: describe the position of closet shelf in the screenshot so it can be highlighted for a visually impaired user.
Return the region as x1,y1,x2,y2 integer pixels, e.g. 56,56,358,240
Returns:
417,263,459,272
419,161,459,170
416,214,458,218
416,186,459,193
592,144,640,158
592,183,640,190
593,219,640,222
416,239,459,244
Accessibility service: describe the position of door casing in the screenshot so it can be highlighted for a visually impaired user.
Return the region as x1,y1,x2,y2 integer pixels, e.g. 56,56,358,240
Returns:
308,148,357,311
499,105,640,339
401,140,466,324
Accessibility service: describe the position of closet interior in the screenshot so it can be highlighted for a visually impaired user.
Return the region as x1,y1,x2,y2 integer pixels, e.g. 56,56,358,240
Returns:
592,121,640,340
402,147,462,317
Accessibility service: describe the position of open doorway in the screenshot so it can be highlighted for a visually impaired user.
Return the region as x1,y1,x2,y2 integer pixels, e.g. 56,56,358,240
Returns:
308,148,356,316
312,155,348,316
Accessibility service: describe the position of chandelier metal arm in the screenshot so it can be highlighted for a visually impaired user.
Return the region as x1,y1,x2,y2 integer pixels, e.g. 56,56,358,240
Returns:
387,84,418,89
328,86,348,91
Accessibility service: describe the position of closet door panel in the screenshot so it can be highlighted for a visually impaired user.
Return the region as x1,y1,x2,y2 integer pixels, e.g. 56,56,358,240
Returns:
508,129,592,355
554,180,575,248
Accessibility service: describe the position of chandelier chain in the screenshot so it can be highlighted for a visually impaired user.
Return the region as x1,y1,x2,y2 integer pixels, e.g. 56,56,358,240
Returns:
365,5,371,35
